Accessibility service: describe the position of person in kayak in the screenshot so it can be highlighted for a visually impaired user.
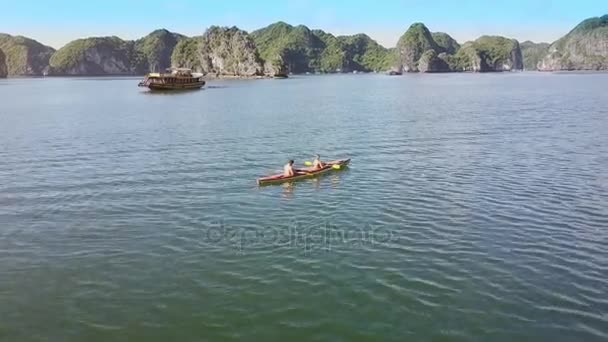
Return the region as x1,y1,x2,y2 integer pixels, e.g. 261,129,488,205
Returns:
284,160,297,177
284,160,310,177
312,154,325,170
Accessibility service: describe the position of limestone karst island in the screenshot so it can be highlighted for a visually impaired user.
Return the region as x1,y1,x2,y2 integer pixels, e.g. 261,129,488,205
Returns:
3,1,608,341
1,14,607,79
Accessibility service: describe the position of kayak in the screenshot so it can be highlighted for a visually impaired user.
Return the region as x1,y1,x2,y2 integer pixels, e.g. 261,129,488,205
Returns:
257,159,350,186
257,158,350,186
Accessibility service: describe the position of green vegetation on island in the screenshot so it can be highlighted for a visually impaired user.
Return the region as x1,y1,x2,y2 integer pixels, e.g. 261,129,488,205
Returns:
171,37,202,72
520,41,550,70
251,22,329,73
395,23,440,72
393,24,521,73
451,36,523,72
49,29,184,75
133,29,185,72
49,36,133,75
2,14,608,77
538,14,608,71
0,34,55,76
0,48,7,78
313,29,345,72
338,34,393,72
432,32,461,55
251,22,391,74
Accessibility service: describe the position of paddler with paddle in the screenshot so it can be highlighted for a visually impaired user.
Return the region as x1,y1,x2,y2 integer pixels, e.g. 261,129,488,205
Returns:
284,155,341,177
284,160,310,177
304,154,334,170
311,154,325,170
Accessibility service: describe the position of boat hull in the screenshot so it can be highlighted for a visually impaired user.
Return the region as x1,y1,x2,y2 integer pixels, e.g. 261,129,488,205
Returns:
146,81,205,90
257,159,350,186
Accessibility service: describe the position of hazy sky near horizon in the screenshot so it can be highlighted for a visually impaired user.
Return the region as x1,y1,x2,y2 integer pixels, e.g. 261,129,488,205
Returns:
1,0,606,48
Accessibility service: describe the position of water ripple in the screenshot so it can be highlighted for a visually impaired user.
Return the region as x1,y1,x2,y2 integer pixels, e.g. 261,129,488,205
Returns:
1,74,608,341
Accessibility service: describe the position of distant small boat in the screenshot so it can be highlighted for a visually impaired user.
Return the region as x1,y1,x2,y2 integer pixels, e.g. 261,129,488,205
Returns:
138,68,205,90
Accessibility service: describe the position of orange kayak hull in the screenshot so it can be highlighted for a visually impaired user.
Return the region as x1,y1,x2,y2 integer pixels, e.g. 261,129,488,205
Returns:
257,159,350,186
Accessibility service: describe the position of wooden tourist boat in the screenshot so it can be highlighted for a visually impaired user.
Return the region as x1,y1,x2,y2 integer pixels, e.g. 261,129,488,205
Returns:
138,68,205,90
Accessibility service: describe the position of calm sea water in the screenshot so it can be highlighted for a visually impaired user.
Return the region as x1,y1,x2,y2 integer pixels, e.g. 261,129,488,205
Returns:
1,73,607,341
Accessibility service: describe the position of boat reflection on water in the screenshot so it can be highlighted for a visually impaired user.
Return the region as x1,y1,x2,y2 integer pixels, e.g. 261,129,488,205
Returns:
279,167,349,199
140,87,202,96
329,173,342,189
281,182,295,199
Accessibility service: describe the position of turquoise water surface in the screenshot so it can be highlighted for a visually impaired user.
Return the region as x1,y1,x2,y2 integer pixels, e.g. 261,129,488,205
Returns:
1,73,607,341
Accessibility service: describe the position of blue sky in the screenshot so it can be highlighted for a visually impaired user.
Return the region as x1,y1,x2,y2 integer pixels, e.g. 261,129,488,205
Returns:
1,0,606,48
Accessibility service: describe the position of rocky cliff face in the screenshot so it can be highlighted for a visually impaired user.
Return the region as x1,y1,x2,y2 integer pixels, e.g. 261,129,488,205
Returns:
521,41,550,70
196,26,264,76
538,15,608,71
417,50,451,72
453,36,523,72
0,49,7,78
395,23,440,72
49,36,134,75
393,25,464,73
13,18,608,77
0,34,55,76
263,55,288,77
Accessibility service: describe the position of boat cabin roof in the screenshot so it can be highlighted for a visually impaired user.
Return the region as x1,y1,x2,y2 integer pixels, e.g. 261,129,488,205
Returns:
166,67,193,76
